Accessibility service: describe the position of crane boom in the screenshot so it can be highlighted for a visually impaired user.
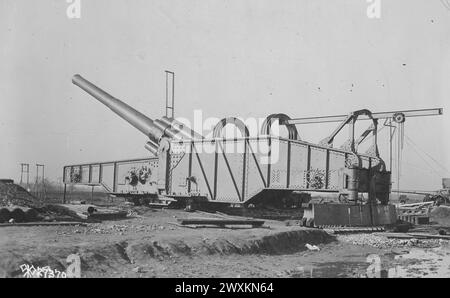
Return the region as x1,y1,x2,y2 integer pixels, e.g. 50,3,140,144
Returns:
284,108,443,125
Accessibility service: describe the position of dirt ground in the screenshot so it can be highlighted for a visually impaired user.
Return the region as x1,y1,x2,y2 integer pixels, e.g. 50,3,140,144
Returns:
1,206,450,278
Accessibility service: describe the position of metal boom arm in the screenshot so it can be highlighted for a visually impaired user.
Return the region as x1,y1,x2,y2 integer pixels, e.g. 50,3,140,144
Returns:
284,108,443,125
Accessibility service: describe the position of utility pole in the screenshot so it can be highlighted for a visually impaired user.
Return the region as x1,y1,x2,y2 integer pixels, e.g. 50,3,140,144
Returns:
20,163,30,191
34,164,46,201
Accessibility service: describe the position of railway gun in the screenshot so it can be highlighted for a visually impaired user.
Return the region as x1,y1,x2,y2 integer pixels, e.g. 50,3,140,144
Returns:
63,74,443,226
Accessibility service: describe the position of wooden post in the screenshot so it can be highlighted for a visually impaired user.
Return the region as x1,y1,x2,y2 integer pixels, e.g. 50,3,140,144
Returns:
63,184,67,204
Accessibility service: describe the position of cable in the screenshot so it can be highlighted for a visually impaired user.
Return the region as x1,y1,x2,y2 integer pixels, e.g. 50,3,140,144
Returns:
405,134,450,175
404,138,443,178
405,136,447,176
391,158,442,178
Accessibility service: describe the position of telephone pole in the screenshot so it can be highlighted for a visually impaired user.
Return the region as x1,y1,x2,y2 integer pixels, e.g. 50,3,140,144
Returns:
20,163,30,191
34,164,46,200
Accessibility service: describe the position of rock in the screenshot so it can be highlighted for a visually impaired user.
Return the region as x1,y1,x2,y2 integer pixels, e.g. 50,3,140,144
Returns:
305,244,320,251
132,266,145,273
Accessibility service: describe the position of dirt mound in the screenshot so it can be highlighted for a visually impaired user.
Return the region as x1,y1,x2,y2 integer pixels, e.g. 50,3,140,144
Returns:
0,180,42,209
0,227,334,277
0,181,86,222
124,229,332,263
38,205,85,222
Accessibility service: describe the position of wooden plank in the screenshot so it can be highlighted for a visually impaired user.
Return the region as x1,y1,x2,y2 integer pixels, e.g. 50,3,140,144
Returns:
177,217,264,227
407,233,450,240
167,222,197,229
383,233,415,239
148,203,170,208
398,202,434,208
0,222,88,227
379,232,450,240
324,227,385,234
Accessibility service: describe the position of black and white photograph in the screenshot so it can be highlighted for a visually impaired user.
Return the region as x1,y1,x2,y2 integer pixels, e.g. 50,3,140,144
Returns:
0,0,450,284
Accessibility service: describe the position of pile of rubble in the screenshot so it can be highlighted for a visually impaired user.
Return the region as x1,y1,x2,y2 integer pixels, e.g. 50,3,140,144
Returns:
84,223,168,235
0,180,87,223
0,179,42,209
0,180,45,223
431,206,450,226
337,233,444,249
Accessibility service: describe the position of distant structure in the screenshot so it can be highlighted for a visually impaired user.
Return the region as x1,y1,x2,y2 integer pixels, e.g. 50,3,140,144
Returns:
19,163,30,191
443,178,450,190
33,164,46,200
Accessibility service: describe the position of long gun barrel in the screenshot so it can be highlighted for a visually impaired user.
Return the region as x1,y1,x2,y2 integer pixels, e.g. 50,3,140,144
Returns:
72,74,164,142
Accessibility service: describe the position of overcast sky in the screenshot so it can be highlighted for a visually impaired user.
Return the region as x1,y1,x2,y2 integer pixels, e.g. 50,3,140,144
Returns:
1,0,449,190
